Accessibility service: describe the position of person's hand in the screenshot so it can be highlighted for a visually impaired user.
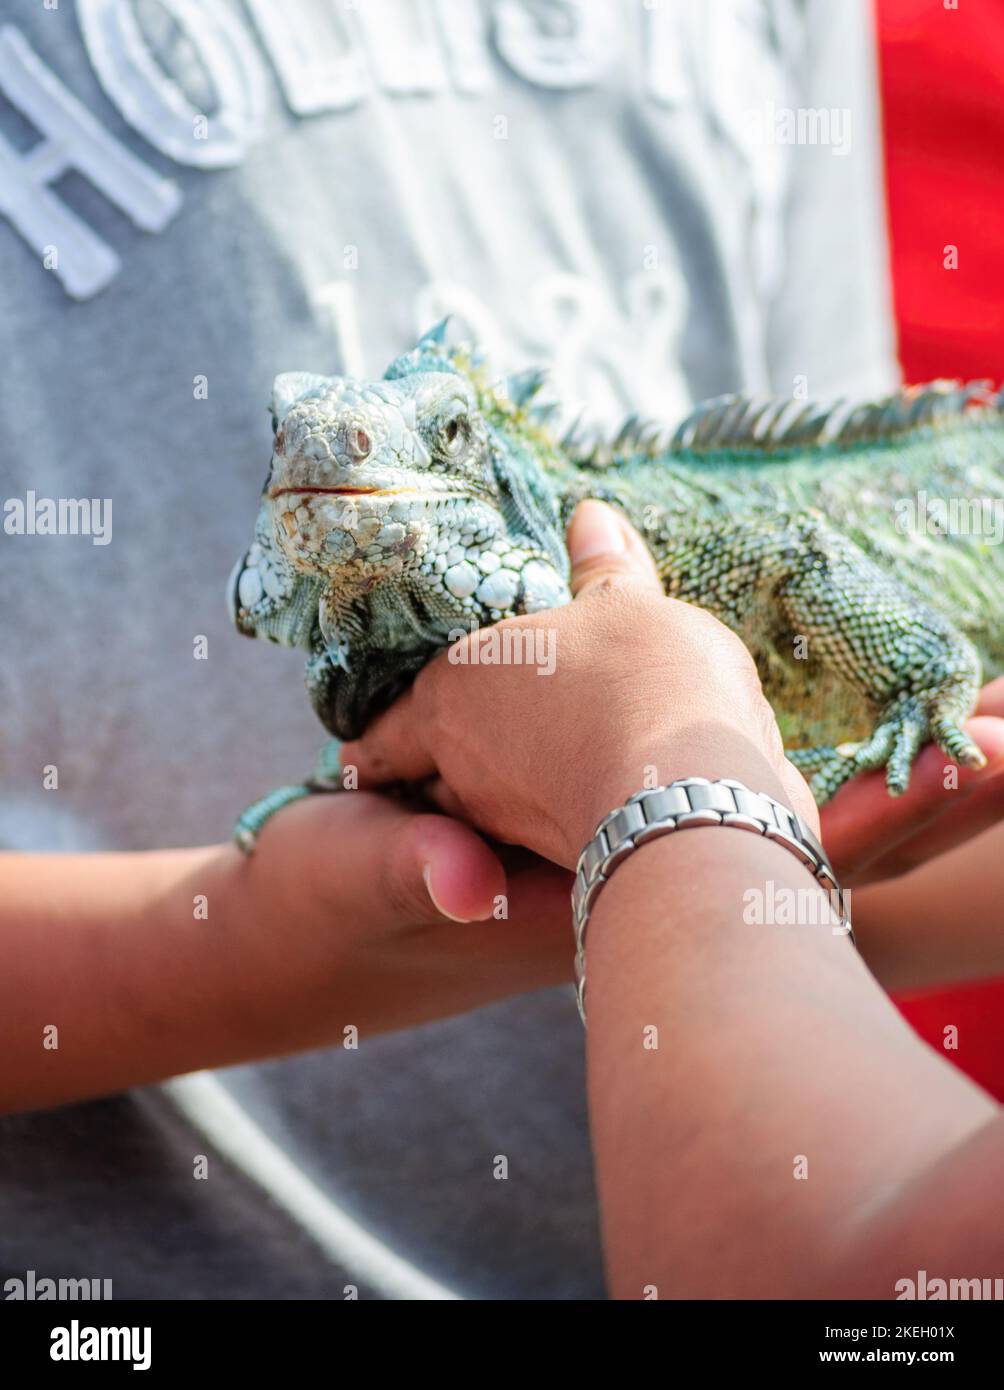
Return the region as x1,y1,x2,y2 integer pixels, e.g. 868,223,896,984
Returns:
0,788,577,1113
821,678,1004,887
341,501,813,869
231,789,574,1040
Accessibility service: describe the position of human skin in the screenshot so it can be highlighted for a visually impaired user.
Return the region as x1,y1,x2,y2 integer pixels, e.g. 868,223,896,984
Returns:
344,500,1004,1298
585,825,1001,1298
345,504,1004,981
345,511,1004,871
825,681,1004,989
2,505,1001,1119
823,678,1004,887
0,800,572,1114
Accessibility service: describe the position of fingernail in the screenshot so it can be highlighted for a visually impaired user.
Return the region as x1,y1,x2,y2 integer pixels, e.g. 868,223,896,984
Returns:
569,500,626,564
423,863,474,923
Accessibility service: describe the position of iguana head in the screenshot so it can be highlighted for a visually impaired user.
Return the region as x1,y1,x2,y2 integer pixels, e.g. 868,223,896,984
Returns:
229,324,573,737
264,363,495,590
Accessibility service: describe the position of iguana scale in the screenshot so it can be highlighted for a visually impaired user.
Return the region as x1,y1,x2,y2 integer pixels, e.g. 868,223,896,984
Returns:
228,323,1004,849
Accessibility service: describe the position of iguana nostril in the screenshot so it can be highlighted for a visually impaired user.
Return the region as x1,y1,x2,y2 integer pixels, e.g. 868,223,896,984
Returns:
348,426,372,460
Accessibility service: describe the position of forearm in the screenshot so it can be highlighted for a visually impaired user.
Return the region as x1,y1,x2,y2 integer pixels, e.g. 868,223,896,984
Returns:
0,843,326,1113
0,796,576,1115
585,805,998,1299
851,821,1004,991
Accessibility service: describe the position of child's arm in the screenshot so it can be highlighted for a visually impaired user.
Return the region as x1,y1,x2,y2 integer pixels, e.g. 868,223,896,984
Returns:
0,792,572,1115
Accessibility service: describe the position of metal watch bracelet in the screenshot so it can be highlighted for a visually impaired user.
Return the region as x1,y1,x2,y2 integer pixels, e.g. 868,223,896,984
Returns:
571,777,854,1024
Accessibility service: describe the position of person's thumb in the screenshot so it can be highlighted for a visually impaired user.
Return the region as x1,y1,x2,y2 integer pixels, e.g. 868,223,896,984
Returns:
567,499,663,598
383,813,506,925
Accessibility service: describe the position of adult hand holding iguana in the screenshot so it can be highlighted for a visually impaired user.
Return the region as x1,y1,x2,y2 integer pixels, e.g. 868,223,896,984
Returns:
344,500,1004,990
341,498,816,868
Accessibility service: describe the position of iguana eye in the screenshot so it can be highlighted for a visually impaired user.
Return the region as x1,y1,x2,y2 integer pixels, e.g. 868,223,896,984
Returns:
269,410,279,436
441,411,470,456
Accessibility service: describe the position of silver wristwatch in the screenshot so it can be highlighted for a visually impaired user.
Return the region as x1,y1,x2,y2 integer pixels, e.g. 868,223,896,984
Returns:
571,777,853,1024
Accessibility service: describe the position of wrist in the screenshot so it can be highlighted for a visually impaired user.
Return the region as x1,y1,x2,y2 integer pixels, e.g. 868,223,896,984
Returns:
573,725,792,863
571,770,850,1021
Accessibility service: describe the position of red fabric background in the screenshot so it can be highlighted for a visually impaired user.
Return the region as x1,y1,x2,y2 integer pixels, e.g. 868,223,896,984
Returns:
878,0,1004,384
877,0,1004,1098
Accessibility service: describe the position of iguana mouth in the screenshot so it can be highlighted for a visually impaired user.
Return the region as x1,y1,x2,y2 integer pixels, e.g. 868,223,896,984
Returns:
268,485,417,499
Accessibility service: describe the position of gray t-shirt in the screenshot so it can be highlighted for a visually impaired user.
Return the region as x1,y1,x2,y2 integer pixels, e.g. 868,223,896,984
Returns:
0,0,896,1298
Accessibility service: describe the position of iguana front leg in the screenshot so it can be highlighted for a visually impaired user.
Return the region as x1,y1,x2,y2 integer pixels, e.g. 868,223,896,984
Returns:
665,513,986,804
232,633,360,853
233,737,343,853
230,583,434,852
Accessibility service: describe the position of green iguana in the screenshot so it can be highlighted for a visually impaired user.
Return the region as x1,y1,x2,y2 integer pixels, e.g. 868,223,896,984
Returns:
228,322,1004,850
